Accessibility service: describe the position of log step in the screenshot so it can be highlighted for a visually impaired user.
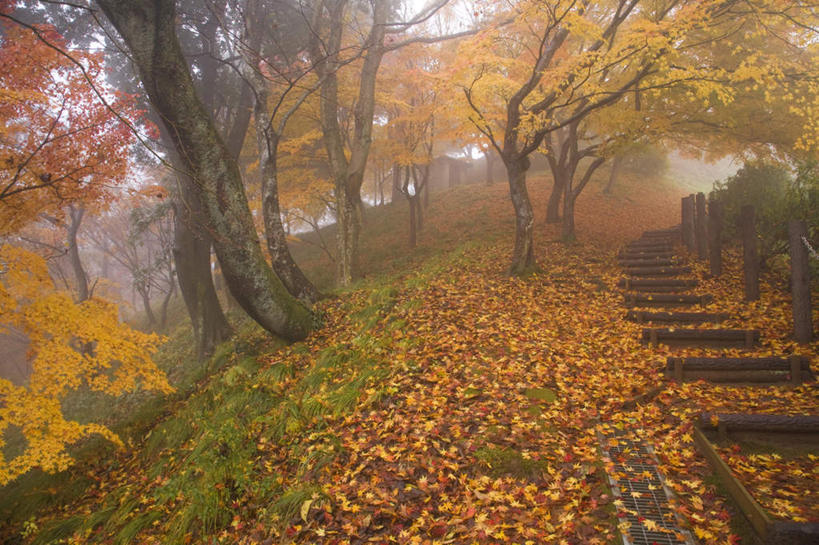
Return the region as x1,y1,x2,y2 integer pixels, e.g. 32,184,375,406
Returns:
698,412,819,433
618,258,676,267
641,228,679,237
628,286,695,293
618,250,675,260
627,310,729,323
625,293,712,307
625,266,691,277
624,243,674,252
641,328,760,347
665,356,814,384
618,278,699,288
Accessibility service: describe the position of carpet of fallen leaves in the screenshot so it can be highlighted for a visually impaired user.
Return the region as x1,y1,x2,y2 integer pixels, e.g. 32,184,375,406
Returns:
13,180,819,545
239,243,816,545
716,445,819,523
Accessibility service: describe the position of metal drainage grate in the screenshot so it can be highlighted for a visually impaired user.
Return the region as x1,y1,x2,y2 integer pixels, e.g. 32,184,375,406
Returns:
599,431,696,545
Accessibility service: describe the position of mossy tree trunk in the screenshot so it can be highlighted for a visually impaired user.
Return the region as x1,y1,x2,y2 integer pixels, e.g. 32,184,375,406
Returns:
98,0,314,341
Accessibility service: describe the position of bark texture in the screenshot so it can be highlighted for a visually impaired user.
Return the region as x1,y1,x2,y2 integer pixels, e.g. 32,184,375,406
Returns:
98,0,313,341
245,43,319,303
504,156,535,274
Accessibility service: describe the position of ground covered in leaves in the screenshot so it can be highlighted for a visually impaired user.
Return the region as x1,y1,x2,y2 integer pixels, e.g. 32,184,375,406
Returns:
3,177,818,545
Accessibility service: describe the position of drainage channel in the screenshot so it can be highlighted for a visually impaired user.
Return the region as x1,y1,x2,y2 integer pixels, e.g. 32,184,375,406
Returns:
599,429,696,545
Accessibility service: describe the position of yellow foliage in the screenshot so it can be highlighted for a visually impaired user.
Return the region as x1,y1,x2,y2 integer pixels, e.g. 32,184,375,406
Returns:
0,245,172,485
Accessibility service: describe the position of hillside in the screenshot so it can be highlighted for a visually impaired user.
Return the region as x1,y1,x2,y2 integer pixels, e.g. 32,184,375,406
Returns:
2,167,817,545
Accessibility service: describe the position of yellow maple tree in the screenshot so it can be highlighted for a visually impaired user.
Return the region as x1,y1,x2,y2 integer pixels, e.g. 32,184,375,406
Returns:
0,245,172,485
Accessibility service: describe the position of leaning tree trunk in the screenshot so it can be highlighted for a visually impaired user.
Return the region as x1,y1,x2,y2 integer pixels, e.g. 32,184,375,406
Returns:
505,156,535,274
172,197,231,359
249,73,319,303
98,0,314,341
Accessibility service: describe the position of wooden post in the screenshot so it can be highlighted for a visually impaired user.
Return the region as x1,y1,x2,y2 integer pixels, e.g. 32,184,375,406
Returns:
790,355,802,386
695,192,707,260
741,205,759,301
788,220,813,343
674,359,684,382
708,200,723,276
681,195,695,250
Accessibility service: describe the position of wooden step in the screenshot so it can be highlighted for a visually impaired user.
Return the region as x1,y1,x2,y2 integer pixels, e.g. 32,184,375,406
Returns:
625,266,691,277
625,293,712,307
618,278,699,289
618,258,676,267
665,356,813,384
698,412,819,433
642,228,680,238
626,310,728,323
641,328,759,347
617,250,674,259
624,243,674,252
628,285,695,293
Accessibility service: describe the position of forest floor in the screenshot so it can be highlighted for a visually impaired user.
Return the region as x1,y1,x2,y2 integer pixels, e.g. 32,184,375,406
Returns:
1,170,818,545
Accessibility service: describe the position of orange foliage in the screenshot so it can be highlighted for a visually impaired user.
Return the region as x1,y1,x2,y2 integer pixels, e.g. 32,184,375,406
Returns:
0,22,138,235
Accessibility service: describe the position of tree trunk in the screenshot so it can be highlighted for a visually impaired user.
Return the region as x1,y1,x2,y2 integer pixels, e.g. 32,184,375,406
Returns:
408,194,417,248
312,0,387,286
66,205,89,302
158,279,173,331
98,0,314,341
561,181,576,241
505,157,535,274
391,164,402,203
561,156,604,241
172,197,231,359
139,286,157,328
545,172,565,223
604,154,623,195
251,86,319,303
485,150,495,185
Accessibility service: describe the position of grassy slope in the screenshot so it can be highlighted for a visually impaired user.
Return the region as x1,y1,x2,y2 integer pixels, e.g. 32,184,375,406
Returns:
2,166,816,545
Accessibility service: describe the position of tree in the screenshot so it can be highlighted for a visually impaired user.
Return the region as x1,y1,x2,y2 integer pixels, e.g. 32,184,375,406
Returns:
93,0,315,341
240,0,320,303
0,23,133,235
310,0,475,285
85,191,177,330
0,245,170,485
379,41,441,247
0,14,171,483
458,0,818,272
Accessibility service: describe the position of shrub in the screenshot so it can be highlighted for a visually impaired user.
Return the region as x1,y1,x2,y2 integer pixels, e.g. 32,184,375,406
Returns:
711,160,818,269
